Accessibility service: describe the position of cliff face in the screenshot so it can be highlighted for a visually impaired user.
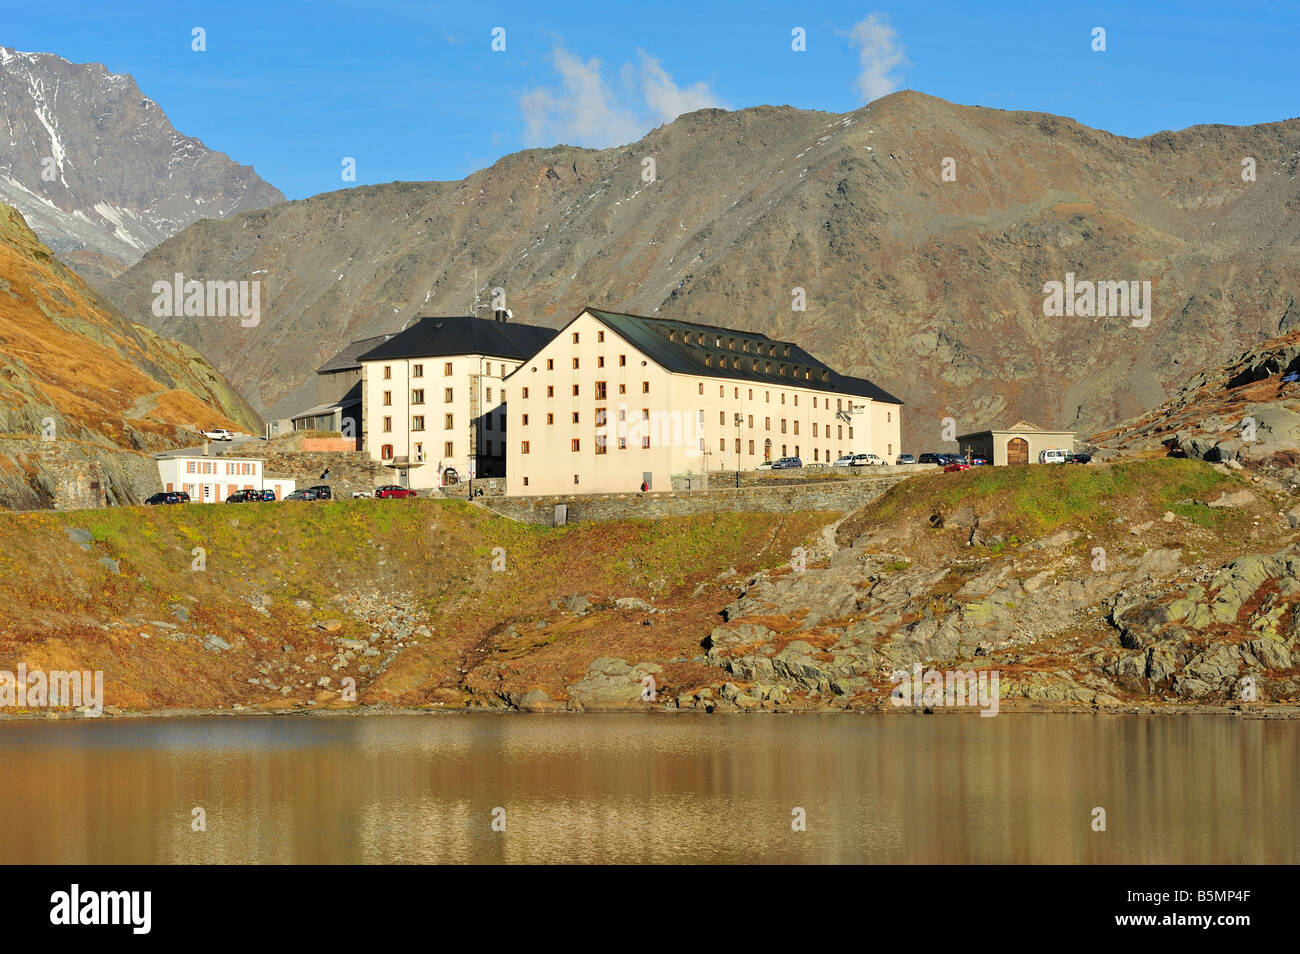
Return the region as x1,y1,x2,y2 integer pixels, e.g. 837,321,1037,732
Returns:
106,91,1300,437
0,201,260,507
0,46,283,283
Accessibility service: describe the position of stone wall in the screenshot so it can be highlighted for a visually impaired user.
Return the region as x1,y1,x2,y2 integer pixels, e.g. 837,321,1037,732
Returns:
250,450,386,498
483,474,909,525
0,437,161,510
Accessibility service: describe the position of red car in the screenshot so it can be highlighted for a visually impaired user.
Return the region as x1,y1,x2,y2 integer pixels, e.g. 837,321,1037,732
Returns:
375,485,418,499
943,462,972,473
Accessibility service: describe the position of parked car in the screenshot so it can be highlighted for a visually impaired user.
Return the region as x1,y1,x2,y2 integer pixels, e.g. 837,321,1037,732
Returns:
756,461,775,471
853,453,888,466
918,453,944,465
199,428,234,441
895,454,916,465
258,489,276,501
284,488,320,501
943,461,972,473
145,491,188,505
970,455,990,466
1039,448,1069,465
832,454,856,467
772,457,803,469
375,485,418,499
307,485,333,500
1066,452,1092,465
225,489,259,503
351,490,371,499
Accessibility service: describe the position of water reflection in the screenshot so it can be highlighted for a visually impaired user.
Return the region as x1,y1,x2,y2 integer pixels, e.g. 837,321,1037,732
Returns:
0,713,1293,863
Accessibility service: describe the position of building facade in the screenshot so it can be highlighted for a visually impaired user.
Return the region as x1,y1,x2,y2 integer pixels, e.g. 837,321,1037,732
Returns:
290,333,393,447
357,314,557,490
504,308,903,496
155,454,296,502
955,421,1077,465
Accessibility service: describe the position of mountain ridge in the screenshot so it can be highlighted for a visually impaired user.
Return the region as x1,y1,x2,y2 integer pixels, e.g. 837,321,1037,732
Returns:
0,45,283,285
104,91,1300,440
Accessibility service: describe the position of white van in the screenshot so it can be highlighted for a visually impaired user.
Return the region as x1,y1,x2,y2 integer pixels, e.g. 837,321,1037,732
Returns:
1038,448,1069,464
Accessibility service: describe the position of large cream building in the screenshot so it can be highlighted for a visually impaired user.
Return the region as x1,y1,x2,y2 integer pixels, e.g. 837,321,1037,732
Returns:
505,308,903,496
358,313,556,490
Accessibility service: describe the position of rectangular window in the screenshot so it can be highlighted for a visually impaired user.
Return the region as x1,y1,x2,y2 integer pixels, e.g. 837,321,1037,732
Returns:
413,364,423,377
547,413,554,425
572,385,579,396
547,385,554,397
571,438,581,452
486,362,493,375
813,423,819,437
765,417,770,430
793,421,799,435
384,366,392,380
486,388,493,402
848,427,854,439
641,436,650,449
444,441,454,456
499,414,506,430
597,330,604,342
642,381,650,394
383,416,392,432
522,387,529,399
572,332,580,344
781,419,787,434
618,437,627,449
444,362,453,376
411,389,424,404
595,435,607,454
595,408,607,426
383,391,392,406
521,441,530,454
598,356,605,367
523,477,529,487
522,414,529,426
747,415,753,428
748,440,755,454
619,355,626,366
444,414,454,429
444,388,453,402
618,383,626,394
838,425,843,439
595,381,607,399
412,416,424,431
573,358,580,369
719,438,726,452
719,411,725,425
572,412,580,424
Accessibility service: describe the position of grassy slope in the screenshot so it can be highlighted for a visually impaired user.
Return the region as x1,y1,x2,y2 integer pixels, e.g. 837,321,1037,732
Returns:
0,500,830,711
1,458,1293,714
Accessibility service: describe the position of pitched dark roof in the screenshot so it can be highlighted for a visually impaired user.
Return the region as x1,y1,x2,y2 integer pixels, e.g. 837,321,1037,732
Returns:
583,308,903,405
317,335,394,374
357,315,557,363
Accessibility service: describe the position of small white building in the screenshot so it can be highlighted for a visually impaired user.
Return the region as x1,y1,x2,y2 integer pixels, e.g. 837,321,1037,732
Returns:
155,453,296,503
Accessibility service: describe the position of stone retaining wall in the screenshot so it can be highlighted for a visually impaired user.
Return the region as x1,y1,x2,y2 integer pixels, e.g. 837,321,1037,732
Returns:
0,437,160,510
483,474,909,525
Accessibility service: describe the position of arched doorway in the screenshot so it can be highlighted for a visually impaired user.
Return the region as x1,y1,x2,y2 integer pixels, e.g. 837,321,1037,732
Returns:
1007,437,1029,465
764,439,772,462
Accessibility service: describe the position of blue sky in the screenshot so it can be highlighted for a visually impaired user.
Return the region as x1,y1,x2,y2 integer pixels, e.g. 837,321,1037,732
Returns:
4,1,1297,199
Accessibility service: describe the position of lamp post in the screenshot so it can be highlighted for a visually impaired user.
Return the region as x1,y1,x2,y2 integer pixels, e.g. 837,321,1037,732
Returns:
734,413,743,488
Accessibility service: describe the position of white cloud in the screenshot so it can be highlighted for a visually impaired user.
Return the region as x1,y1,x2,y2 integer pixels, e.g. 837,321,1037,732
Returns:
848,13,907,103
637,53,722,124
521,46,727,148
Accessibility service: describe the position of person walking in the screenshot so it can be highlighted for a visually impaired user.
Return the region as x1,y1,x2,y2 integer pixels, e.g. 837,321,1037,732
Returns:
320,467,331,480
640,480,647,493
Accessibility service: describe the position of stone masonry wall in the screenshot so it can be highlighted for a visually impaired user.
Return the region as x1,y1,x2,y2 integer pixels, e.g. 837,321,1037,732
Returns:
483,474,909,526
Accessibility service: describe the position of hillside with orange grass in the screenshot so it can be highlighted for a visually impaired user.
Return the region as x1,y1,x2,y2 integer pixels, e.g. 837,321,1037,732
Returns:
0,202,260,506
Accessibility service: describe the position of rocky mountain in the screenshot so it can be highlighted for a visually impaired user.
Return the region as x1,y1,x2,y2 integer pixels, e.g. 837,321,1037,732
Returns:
105,91,1300,436
0,47,283,286
0,201,260,507
1091,329,1300,483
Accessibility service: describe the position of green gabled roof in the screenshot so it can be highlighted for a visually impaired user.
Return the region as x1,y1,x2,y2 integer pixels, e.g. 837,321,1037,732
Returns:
584,308,903,405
